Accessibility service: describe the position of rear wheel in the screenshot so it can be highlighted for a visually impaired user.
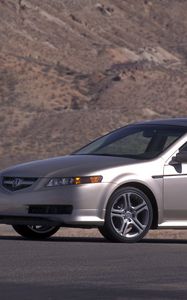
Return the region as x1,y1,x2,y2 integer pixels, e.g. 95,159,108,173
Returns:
12,225,60,239
99,187,153,243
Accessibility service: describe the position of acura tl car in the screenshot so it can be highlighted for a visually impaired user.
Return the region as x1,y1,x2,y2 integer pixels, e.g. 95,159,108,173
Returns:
1,118,187,243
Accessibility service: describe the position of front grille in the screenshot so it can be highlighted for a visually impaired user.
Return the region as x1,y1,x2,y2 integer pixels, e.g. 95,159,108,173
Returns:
28,205,73,215
2,177,38,191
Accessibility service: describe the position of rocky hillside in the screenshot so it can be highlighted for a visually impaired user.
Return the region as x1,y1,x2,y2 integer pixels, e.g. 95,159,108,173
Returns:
0,0,187,168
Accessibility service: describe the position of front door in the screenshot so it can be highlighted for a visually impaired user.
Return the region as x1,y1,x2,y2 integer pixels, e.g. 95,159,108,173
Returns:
164,145,187,221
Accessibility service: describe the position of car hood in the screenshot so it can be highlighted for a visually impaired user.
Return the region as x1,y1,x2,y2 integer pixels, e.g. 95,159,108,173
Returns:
1,155,142,178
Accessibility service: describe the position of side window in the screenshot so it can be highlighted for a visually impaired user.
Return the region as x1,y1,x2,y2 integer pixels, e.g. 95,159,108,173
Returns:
179,142,187,152
163,135,181,151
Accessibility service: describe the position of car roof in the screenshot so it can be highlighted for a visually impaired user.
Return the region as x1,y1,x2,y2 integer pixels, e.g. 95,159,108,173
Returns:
133,118,187,128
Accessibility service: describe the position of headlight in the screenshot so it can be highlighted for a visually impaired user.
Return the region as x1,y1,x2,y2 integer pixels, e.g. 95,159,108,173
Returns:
46,176,103,187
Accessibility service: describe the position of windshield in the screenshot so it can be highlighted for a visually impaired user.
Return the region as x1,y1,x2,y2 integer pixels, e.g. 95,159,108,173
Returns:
73,125,185,159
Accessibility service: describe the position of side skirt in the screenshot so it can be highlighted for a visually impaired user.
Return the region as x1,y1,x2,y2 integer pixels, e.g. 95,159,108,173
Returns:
158,221,187,229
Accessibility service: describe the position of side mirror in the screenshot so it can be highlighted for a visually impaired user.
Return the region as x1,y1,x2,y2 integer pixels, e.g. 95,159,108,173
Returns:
170,151,187,165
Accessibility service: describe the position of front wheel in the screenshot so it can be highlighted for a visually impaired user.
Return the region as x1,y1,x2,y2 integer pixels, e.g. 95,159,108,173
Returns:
12,225,60,239
99,187,153,243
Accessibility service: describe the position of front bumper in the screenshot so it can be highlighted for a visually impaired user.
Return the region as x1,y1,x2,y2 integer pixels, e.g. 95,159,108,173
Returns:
0,182,115,226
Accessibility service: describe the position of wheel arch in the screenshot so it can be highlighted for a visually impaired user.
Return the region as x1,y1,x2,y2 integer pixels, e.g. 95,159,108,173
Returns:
110,182,158,229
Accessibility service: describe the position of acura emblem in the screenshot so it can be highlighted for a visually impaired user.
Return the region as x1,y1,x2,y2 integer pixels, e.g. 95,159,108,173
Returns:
12,178,23,188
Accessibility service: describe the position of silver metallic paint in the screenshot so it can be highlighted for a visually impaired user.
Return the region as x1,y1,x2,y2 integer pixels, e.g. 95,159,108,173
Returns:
0,131,187,229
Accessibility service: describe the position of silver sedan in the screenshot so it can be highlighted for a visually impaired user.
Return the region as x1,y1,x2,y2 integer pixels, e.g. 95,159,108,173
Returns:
1,118,187,242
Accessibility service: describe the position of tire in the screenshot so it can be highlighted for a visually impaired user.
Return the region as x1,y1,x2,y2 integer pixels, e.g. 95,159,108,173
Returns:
12,225,60,239
99,187,153,243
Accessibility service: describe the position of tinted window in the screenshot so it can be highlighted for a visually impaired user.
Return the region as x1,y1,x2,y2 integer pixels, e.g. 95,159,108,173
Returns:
74,125,185,159
179,142,187,152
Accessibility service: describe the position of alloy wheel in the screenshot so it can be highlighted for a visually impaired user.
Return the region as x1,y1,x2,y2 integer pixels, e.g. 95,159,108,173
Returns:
111,191,149,238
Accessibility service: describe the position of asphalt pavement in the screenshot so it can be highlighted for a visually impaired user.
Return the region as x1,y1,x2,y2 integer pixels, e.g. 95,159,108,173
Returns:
0,235,187,300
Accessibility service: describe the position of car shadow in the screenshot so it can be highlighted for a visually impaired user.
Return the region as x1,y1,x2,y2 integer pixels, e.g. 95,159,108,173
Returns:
141,238,187,244
1,235,187,244
0,235,108,243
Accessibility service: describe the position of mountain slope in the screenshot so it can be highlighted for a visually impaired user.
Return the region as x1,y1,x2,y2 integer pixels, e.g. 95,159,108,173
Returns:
0,0,187,168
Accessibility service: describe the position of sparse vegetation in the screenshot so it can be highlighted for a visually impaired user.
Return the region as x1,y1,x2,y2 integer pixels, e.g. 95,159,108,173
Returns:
0,0,186,168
